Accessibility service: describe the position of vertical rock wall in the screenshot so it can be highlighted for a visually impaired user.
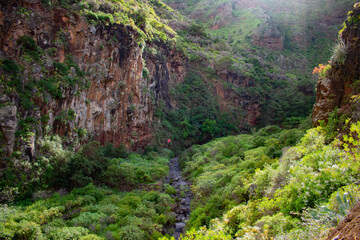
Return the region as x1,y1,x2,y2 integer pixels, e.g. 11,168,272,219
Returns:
312,3,360,127
0,0,185,156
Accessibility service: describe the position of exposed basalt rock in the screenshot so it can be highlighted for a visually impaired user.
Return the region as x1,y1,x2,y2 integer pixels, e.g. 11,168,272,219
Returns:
326,200,360,240
144,42,186,109
251,29,284,51
0,0,185,155
0,93,17,156
312,3,360,127
212,71,261,126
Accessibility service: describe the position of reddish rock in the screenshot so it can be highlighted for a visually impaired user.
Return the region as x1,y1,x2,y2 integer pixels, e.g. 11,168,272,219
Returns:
212,69,261,126
0,0,186,152
251,20,285,51
326,201,360,240
312,4,360,127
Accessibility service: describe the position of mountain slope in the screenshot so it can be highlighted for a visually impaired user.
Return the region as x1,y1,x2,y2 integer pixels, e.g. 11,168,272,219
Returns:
164,0,357,128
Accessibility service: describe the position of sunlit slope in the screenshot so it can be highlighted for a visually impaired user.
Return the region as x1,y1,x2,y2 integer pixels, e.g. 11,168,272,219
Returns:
160,122,360,239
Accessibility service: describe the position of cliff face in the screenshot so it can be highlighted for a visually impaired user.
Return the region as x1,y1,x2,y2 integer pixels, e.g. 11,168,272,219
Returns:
312,3,360,127
212,70,260,126
0,0,185,156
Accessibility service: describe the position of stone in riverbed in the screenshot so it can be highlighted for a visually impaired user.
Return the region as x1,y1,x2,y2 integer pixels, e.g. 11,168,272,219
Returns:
175,222,186,232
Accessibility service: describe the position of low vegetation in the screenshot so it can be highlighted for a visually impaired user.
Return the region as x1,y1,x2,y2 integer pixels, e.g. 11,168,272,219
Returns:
0,134,172,203
0,134,175,239
46,0,178,43
0,184,175,240
160,121,360,239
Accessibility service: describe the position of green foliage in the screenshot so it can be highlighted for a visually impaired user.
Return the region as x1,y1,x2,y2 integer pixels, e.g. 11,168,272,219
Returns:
1,42,87,114
102,152,169,188
117,225,145,240
179,122,360,238
79,0,177,43
154,70,237,150
67,141,108,188
0,184,173,240
266,208,337,240
327,184,360,216
46,226,90,240
38,135,74,188
1,131,172,203
1,59,19,74
189,23,208,37
330,38,348,65
215,56,237,73
17,35,41,61
102,143,128,159
55,109,77,124
179,126,305,231
319,107,339,142
164,184,177,195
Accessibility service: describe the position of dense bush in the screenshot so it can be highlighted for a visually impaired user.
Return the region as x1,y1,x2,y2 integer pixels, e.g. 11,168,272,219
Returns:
176,126,305,230
163,123,360,239
0,185,174,240
0,132,172,203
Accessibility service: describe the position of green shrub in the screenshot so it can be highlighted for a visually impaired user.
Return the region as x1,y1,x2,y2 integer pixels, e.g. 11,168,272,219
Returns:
102,143,128,158
14,221,44,240
164,185,177,195
330,38,348,65
39,135,74,188
117,225,145,240
102,160,136,187
67,141,108,188
79,234,104,240
1,59,19,74
71,212,106,228
327,184,360,216
17,35,41,61
46,226,89,240
253,213,298,237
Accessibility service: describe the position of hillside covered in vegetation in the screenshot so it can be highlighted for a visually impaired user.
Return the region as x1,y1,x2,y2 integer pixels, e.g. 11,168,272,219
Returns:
1,0,360,239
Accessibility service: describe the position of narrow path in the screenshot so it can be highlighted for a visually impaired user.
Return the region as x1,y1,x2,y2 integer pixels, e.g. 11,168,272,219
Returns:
164,157,193,239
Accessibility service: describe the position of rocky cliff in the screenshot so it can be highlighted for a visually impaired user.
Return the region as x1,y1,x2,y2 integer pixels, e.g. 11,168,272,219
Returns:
312,3,360,129
0,0,185,158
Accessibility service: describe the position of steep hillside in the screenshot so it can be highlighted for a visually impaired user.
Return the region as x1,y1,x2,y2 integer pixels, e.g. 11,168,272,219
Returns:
1,0,355,157
164,0,356,128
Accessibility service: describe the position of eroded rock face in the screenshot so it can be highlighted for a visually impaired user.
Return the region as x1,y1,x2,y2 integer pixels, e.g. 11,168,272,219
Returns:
251,14,285,52
251,23,285,51
326,200,360,240
0,93,17,156
0,0,185,154
312,3,360,127
213,71,261,126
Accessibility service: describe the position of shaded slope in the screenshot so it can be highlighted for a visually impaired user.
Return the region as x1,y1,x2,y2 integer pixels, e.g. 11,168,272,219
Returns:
163,0,356,129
